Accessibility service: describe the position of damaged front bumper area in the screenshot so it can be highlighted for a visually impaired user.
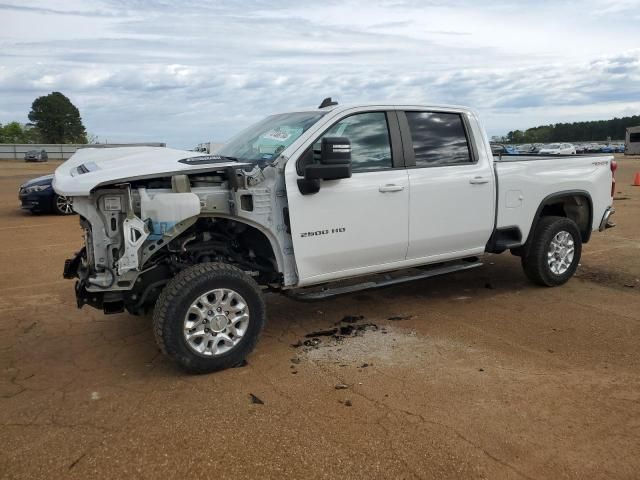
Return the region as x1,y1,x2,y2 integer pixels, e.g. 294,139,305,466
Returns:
64,243,174,315
63,246,123,313
60,175,236,315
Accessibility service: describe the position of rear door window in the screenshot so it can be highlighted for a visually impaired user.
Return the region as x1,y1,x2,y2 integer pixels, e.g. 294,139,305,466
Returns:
405,111,473,167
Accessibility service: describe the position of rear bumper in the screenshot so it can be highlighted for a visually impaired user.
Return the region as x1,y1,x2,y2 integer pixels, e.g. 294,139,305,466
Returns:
599,206,616,231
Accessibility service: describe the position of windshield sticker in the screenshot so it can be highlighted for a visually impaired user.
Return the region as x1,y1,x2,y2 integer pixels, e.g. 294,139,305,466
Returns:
261,129,292,142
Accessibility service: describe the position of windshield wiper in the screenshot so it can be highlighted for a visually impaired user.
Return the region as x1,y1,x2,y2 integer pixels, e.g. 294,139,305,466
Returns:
178,154,240,165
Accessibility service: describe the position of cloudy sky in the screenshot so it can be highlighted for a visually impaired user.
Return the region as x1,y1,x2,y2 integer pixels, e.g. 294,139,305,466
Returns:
1,0,639,148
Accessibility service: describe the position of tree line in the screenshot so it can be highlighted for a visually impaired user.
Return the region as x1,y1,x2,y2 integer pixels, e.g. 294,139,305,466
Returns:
505,114,640,144
0,92,88,144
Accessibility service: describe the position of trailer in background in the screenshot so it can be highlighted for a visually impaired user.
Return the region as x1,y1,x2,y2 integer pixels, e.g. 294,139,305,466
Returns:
626,126,640,155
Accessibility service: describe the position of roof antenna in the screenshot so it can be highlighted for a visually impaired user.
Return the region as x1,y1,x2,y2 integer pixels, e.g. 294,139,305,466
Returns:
318,97,338,109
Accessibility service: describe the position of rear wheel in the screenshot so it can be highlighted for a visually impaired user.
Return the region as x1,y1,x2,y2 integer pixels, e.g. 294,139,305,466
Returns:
153,263,265,374
53,194,74,215
521,216,582,286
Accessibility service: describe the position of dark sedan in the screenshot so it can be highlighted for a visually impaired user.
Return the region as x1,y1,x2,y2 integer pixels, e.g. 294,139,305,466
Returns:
18,174,74,215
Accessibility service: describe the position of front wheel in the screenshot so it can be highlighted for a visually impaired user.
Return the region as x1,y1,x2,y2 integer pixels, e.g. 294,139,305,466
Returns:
53,194,74,215
521,216,582,287
153,263,266,374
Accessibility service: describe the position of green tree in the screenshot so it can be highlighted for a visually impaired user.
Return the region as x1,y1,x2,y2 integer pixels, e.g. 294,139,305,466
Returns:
0,122,43,143
28,92,87,144
1,121,25,142
505,114,640,144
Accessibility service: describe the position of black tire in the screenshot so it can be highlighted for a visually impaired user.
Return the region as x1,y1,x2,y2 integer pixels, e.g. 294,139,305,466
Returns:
521,216,582,287
153,263,265,374
53,194,74,215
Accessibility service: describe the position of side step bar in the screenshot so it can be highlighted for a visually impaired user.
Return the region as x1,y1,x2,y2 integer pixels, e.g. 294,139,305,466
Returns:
287,260,483,301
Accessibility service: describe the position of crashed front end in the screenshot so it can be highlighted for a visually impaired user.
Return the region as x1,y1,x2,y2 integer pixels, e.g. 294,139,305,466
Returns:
54,147,268,315
63,184,200,312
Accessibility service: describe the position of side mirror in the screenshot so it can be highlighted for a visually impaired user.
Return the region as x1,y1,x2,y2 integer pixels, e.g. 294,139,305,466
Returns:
297,137,352,195
320,137,351,165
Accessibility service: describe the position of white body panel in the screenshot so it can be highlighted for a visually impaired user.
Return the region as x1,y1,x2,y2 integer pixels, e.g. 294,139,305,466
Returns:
53,147,242,196
406,162,495,260
494,155,613,240
285,169,409,286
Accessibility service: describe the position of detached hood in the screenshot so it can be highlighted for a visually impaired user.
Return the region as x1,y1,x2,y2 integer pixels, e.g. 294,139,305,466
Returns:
53,147,247,196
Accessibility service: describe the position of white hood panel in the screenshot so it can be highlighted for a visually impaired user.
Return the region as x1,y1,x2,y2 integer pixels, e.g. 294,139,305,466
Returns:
53,147,244,196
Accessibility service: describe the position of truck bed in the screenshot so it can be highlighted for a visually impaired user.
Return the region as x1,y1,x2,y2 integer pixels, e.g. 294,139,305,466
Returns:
493,153,614,242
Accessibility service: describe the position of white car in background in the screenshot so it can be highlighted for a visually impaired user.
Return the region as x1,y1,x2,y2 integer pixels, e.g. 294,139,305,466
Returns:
539,143,576,155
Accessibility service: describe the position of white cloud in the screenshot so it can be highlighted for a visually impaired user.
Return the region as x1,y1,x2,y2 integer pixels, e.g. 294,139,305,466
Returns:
0,0,639,146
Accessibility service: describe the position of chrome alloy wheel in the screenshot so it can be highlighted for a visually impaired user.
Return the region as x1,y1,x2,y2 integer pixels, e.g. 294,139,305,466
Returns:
56,195,74,214
547,230,575,275
183,288,250,356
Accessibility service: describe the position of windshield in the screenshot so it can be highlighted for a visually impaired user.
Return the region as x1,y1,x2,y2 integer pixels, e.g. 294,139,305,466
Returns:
217,111,325,164
544,144,561,149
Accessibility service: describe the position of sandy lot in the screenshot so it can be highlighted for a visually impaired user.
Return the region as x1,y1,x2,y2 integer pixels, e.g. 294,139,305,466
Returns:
1,156,639,479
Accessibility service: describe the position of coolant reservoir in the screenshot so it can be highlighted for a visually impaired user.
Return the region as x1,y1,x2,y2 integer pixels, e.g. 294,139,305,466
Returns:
138,188,201,239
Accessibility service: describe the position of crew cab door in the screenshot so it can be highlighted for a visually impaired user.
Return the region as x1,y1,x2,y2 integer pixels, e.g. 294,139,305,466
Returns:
398,110,495,261
285,110,409,286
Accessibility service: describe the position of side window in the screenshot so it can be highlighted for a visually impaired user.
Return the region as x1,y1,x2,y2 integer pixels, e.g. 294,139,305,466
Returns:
405,111,472,167
314,112,393,173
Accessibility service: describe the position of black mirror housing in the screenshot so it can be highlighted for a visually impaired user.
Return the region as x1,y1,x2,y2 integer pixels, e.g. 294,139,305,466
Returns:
320,137,351,164
304,163,351,180
297,136,352,195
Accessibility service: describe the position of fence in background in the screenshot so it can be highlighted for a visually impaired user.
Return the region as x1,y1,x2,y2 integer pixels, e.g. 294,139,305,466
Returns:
0,143,166,161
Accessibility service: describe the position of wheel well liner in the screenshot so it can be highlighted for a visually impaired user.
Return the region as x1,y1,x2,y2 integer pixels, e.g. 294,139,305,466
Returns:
527,190,593,244
207,215,285,276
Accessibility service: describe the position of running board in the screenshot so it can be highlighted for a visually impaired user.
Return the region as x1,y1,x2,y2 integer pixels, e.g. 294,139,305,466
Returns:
288,260,483,301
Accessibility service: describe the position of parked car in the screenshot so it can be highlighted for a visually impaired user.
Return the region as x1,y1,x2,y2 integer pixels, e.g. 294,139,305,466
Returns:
490,143,518,155
24,149,48,162
587,143,603,153
574,144,587,153
615,144,625,153
538,143,577,155
18,174,75,215
600,144,615,153
55,101,616,373
516,144,535,153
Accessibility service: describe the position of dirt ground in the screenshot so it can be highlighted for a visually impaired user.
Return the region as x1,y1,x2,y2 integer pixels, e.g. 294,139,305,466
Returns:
1,156,639,479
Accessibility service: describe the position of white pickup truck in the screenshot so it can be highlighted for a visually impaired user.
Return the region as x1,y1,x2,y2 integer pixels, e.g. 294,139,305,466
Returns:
55,100,617,373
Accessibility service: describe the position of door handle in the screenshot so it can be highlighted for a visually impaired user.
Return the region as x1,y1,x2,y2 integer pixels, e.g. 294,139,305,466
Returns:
469,176,489,185
379,184,404,193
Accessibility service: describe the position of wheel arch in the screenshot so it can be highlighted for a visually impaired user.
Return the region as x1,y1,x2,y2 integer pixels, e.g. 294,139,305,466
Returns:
206,214,286,279
527,190,593,245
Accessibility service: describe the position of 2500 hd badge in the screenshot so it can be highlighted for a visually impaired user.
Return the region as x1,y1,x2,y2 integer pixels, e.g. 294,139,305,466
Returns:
300,227,346,238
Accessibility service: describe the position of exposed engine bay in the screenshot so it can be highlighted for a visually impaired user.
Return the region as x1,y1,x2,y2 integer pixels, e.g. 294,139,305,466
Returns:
64,165,294,315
